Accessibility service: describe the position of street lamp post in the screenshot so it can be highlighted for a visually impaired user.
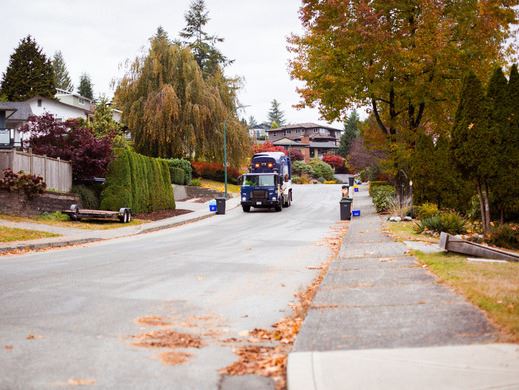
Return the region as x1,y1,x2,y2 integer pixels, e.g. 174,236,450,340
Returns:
224,120,228,199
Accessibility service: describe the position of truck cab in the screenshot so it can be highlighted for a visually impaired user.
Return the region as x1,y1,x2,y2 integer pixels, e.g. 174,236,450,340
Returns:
240,152,292,212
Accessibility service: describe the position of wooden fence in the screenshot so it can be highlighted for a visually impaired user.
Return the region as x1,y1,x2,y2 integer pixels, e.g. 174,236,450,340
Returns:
0,150,73,193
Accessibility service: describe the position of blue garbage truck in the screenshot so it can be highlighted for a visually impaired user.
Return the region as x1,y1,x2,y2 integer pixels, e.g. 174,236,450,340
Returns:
240,152,292,212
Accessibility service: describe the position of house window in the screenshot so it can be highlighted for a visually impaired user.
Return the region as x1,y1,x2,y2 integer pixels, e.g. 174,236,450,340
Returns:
78,98,86,105
37,99,42,107
313,129,318,133
286,130,291,134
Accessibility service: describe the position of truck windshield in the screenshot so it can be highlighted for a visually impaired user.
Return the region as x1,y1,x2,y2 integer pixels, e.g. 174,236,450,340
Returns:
242,175,275,187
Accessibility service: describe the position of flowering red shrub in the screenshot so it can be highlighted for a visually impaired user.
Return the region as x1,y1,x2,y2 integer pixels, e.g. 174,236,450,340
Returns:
252,141,287,155
323,154,346,172
191,161,241,184
288,149,304,161
20,113,114,181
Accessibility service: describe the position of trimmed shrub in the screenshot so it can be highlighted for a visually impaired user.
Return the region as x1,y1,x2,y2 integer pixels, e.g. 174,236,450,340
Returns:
371,185,395,213
416,202,439,220
191,161,241,184
288,149,304,161
100,148,175,213
487,224,519,249
292,175,302,184
414,211,467,235
324,180,337,184
170,167,185,185
167,158,192,184
323,154,346,173
369,181,390,197
292,161,314,177
72,184,100,209
190,178,201,187
308,159,334,181
0,168,46,199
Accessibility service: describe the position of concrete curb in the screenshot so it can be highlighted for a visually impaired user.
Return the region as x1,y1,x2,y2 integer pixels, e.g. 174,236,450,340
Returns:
0,198,241,254
137,213,215,235
0,238,103,254
287,344,519,390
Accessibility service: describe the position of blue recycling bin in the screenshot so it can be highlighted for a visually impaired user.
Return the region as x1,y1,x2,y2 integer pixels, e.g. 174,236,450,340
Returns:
209,200,217,212
352,209,361,217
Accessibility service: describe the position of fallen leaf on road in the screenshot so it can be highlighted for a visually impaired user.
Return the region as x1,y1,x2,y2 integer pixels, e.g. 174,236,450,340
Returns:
4,345,13,351
67,378,96,386
160,351,191,365
136,316,171,327
131,329,203,349
26,333,43,340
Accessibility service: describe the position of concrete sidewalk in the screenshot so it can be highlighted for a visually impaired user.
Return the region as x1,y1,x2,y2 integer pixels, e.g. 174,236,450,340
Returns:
0,198,241,253
288,184,517,389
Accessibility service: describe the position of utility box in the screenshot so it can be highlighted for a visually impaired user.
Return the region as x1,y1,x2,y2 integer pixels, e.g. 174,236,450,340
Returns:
216,197,226,215
348,176,354,187
340,198,352,221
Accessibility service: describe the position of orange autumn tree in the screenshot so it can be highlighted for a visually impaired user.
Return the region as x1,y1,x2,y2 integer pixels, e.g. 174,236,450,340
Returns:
289,1,518,140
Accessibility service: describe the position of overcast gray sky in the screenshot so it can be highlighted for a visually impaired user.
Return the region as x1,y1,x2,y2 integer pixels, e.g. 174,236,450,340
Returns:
1,0,344,127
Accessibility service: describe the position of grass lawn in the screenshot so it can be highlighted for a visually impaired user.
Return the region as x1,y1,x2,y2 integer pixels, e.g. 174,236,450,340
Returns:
0,213,146,230
414,250,519,342
0,226,59,242
384,220,438,243
199,179,240,194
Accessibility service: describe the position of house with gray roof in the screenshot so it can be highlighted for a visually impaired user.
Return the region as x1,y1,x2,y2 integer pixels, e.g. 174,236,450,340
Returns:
0,96,95,148
268,122,343,161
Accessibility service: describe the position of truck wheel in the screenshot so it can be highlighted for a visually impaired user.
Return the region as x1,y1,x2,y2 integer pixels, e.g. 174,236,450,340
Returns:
242,205,251,212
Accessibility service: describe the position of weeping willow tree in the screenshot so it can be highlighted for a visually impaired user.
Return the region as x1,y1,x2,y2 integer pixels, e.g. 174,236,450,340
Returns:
114,27,250,166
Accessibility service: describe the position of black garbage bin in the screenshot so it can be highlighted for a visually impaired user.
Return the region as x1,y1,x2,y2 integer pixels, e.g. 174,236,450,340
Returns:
216,197,226,215
340,198,352,220
348,176,354,187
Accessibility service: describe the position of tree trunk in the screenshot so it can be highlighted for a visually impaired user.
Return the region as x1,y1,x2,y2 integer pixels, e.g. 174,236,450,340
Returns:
476,181,487,234
480,180,491,235
500,208,504,224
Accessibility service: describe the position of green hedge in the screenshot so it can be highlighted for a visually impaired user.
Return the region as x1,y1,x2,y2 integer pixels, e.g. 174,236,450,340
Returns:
100,148,175,213
170,167,185,185
166,158,192,185
72,184,100,209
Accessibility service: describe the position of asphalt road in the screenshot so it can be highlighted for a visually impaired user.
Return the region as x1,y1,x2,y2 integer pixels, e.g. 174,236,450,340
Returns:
0,184,344,390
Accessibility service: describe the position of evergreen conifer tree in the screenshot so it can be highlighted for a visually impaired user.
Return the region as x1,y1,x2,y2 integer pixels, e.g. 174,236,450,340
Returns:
179,0,230,76
338,110,360,157
506,65,519,217
248,116,258,128
451,72,498,233
77,73,94,99
52,51,73,92
0,35,55,101
268,99,286,127
486,67,512,221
